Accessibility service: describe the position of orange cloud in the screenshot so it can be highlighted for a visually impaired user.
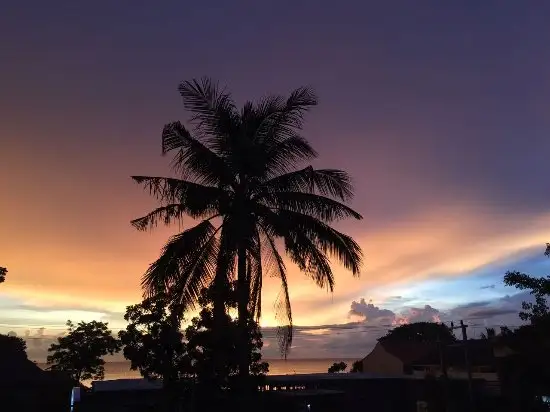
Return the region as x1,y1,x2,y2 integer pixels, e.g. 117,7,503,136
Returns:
2,191,549,331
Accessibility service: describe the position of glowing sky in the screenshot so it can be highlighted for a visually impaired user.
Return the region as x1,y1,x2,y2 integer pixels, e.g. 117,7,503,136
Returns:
1,1,550,360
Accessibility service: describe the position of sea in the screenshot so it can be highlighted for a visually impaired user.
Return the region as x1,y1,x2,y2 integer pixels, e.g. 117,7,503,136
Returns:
37,359,357,382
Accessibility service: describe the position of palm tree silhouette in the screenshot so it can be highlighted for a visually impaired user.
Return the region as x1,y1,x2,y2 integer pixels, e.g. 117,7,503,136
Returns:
132,78,363,380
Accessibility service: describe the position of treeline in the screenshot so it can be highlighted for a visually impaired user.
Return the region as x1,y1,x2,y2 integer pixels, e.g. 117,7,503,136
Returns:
41,283,268,390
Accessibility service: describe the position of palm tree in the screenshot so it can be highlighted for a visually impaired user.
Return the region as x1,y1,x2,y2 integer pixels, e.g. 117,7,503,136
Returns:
132,78,363,380
0,267,6,284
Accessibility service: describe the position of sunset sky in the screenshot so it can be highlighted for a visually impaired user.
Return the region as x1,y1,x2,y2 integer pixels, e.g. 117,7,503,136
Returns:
1,1,549,360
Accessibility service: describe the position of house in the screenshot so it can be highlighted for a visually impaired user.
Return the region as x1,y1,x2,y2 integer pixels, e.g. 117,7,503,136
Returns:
0,348,75,411
360,341,436,376
361,340,499,381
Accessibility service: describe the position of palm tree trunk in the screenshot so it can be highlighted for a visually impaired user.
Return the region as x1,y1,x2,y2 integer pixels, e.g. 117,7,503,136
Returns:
237,243,250,386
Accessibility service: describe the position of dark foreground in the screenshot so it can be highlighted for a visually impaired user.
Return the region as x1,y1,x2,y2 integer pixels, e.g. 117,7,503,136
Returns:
71,374,531,412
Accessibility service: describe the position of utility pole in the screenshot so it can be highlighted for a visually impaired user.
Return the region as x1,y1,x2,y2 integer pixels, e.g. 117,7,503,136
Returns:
451,321,475,411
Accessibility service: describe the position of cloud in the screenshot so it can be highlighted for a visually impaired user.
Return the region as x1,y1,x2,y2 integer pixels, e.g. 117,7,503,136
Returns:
2,290,533,362
348,299,395,323
395,305,442,324
480,284,496,290
293,290,533,358
448,292,533,324
348,298,443,326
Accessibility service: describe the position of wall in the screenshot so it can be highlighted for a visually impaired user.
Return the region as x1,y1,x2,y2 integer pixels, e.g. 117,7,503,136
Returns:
361,343,404,375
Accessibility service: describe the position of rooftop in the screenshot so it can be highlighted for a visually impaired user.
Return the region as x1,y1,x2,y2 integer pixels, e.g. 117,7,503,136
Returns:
266,372,420,383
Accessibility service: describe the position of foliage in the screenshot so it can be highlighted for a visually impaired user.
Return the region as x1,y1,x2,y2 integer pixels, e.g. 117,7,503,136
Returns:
504,271,550,323
327,361,347,373
497,318,550,410
0,333,27,357
349,360,363,373
499,326,513,337
378,322,457,344
184,285,268,390
497,246,550,409
118,296,190,383
504,245,550,324
131,77,363,372
480,327,496,340
47,320,121,383
0,267,7,284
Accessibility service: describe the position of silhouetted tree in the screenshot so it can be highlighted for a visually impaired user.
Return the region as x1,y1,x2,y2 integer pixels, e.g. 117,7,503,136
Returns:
0,267,7,284
504,244,550,324
349,360,363,373
132,77,363,380
497,318,550,410
327,361,347,373
499,326,513,337
379,322,457,344
498,245,550,409
119,296,190,384
0,333,26,356
47,320,121,383
480,327,496,340
184,285,268,393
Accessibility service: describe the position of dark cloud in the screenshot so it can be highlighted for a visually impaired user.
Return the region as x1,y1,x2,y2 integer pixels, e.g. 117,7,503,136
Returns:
480,284,496,290
465,307,518,319
451,300,492,311
449,292,533,323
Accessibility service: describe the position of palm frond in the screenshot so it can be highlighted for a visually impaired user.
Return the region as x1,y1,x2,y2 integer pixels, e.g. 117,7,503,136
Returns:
141,220,219,310
286,234,334,291
131,204,187,231
275,210,362,276
170,228,220,309
248,231,263,322
253,87,318,144
261,135,318,177
177,77,240,157
259,206,335,290
258,191,363,222
256,166,354,201
261,229,293,357
161,121,234,186
131,176,226,228
261,212,334,291
245,88,318,178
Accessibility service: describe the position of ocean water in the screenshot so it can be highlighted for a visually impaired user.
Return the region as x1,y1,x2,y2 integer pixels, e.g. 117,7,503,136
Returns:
38,359,358,381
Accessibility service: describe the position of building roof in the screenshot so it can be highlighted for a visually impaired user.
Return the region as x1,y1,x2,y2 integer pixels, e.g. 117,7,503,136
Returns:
378,341,437,364
0,353,73,385
267,372,419,384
